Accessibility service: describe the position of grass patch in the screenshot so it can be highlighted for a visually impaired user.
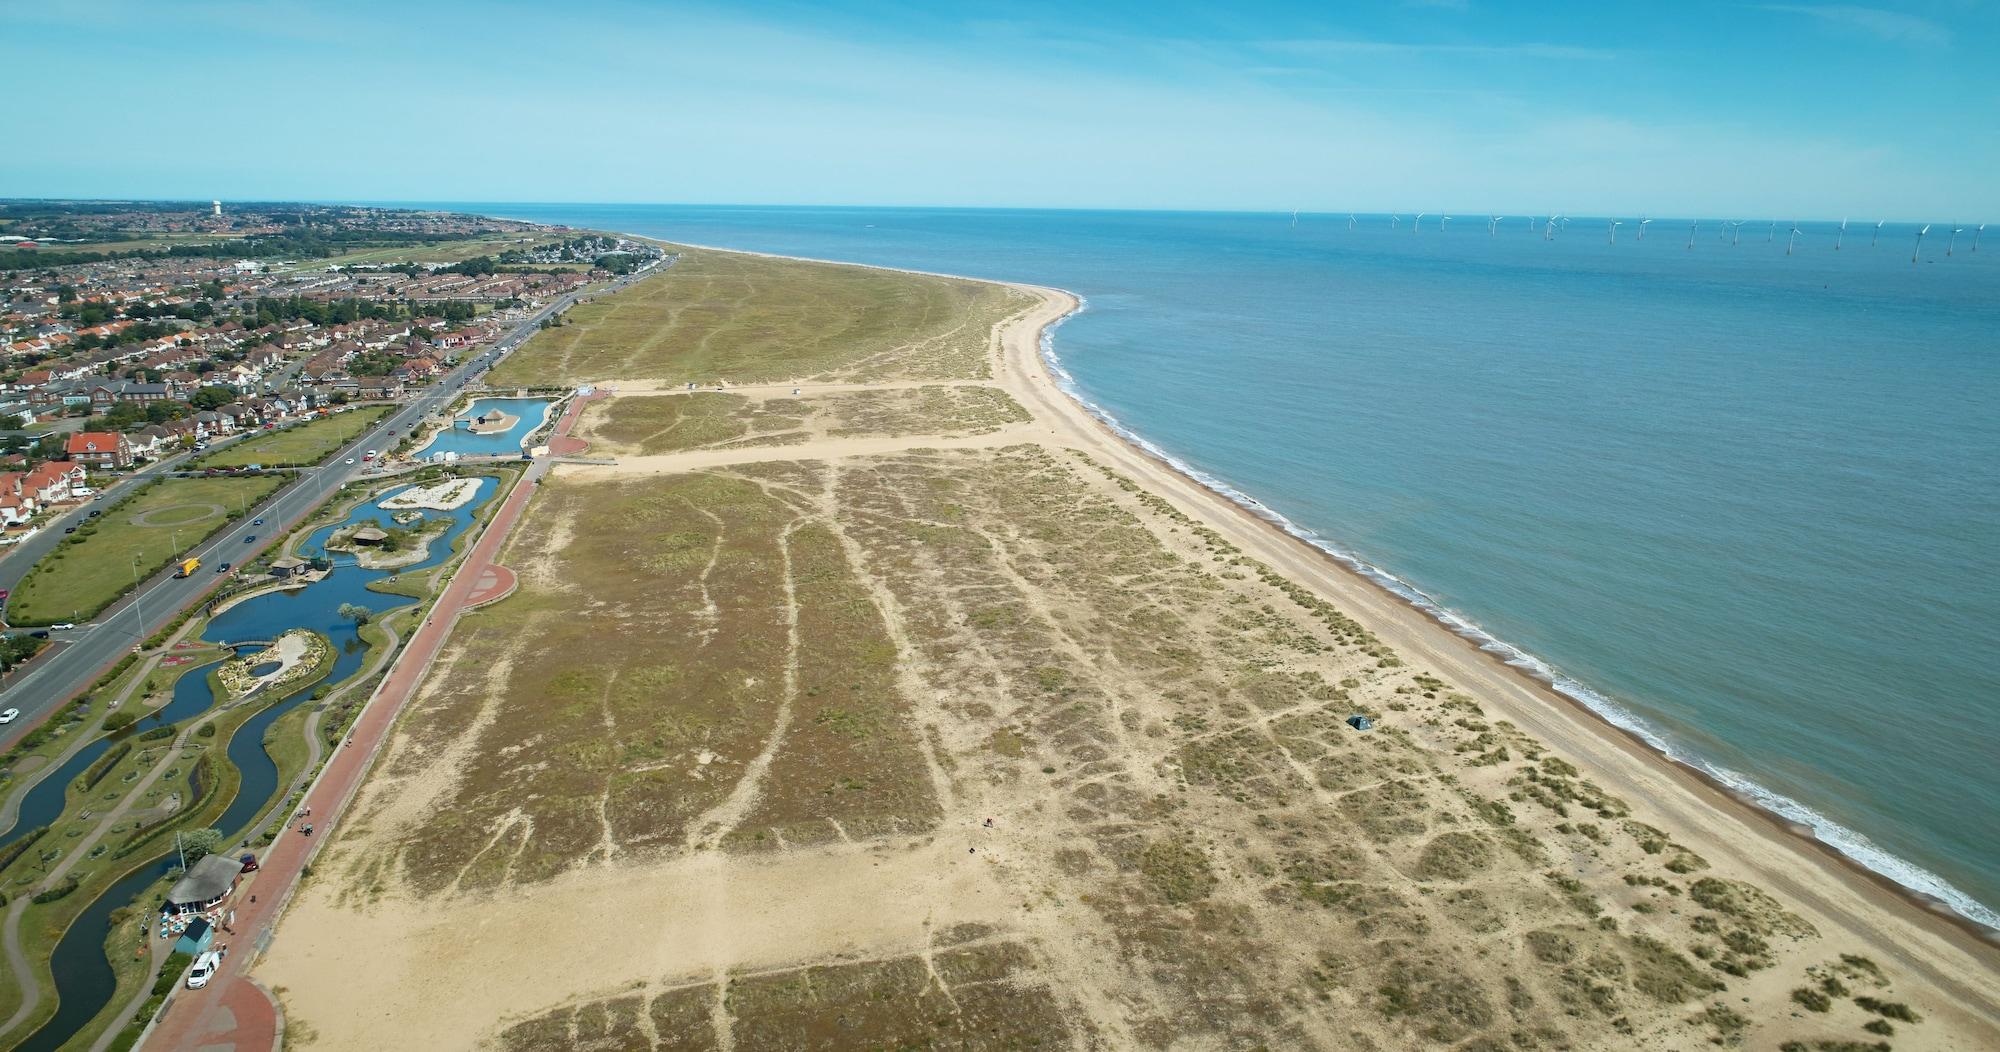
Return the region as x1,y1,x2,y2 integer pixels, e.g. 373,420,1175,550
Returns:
195,405,390,468
8,474,285,624
491,245,1029,386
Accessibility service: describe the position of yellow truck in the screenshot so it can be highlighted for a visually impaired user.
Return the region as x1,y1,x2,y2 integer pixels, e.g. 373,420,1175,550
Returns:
174,558,201,578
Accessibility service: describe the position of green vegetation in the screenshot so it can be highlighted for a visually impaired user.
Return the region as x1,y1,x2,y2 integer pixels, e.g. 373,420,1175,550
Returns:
583,385,1031,456
491,245,1029,386
195,405,390,467
7,474,285,624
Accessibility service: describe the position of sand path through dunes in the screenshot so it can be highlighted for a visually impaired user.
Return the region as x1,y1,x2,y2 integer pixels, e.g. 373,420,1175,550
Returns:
259,835,1014,1050
987,283,2000,1025
569,422,1048,476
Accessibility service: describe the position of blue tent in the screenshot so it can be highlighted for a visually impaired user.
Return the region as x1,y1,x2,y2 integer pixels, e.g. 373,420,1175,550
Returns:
1345,714,1374,731
175,917,214,956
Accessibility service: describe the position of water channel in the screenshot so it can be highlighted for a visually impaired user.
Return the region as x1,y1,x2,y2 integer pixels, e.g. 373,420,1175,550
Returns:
14,473,501,1052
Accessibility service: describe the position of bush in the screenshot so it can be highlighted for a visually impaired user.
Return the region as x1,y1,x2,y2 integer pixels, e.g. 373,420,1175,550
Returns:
1854,996,1919,1023
196,723,216,738
102,711,137,733
32,877,80,904
153,952,194,997
137,725,176,741
0,826,49,871
1791,986,1831,1012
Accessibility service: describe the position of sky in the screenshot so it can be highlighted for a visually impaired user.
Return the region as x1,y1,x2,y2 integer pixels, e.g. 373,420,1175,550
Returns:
4,0,1996,219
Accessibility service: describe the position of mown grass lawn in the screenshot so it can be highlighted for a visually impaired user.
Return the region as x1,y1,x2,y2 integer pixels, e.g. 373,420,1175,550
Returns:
8,475,284,624
196,405,390,468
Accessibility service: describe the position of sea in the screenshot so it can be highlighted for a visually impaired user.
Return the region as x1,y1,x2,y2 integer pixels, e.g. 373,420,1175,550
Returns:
400,203,2000,927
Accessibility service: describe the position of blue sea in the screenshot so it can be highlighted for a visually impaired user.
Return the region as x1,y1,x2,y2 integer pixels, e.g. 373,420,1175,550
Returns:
402,203,2000,927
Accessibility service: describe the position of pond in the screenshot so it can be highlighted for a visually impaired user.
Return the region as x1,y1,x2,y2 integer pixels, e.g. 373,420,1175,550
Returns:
413,397,552,458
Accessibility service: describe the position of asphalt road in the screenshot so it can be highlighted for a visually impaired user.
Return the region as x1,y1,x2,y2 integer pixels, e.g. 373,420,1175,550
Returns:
0,263,655,740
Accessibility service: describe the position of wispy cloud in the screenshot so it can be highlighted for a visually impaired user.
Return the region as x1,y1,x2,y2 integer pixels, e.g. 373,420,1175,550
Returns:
1266,38,1616,61
1760,5,1951,47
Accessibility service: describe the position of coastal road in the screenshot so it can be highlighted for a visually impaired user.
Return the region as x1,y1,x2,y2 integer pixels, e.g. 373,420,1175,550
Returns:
0,264,653,746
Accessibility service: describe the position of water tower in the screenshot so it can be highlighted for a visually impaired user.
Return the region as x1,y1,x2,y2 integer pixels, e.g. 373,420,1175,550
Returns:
212,200,222,217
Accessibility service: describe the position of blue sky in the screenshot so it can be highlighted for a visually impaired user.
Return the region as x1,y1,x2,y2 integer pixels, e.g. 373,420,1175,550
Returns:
5,0,1995,218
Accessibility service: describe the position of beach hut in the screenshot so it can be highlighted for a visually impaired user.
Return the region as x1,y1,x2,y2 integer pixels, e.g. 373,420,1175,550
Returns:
350,526,389,547
269,556,307,579
1345,714,1374,731
174,916,215,956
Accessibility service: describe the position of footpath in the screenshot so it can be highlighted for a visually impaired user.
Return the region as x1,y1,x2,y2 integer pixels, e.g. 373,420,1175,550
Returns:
135,440,566,1051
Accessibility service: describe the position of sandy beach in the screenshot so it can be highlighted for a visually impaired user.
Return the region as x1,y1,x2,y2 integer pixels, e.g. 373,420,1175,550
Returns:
994,281,2000,1000
254,246,2000,1050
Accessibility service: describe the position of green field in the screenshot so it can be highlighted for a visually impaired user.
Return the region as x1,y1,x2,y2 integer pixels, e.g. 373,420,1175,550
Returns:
292,231,575,271
7,475,284,624
489,245,1031,387
195,405,390,468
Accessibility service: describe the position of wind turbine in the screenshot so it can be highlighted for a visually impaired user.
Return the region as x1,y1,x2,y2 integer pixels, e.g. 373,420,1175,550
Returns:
1440,215,1453,232
1488,215,1505,235
1913,224,1930,263
1731,221,1745,247
1835,218,1847,251
1414,212,1426,235
1947,223,1963,256
1786,222,1801,256
1348,213,1357,231
1766,221,1776,243
1872,220,1884,248
1390,214,1401,230
1608,219,1623,244
1291,208,1299,229
1637,218,1653,241
1687,219,1699,249
1975,224,1985,253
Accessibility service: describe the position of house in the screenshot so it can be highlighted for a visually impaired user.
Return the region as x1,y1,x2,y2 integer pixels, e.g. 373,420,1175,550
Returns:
355,377,403,400
269,555,308,578
23,462,83,504
129,424,171,460
66,431,132,469
163,854,243,917
0,473,31,526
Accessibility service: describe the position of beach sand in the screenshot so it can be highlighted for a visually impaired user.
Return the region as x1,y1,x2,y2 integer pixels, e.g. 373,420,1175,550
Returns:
254,252,2000,1050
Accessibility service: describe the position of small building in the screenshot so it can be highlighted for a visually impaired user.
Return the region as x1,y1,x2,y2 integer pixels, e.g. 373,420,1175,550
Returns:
174,916,215,956
350,526,389,546
163,854,243,917
269,556,308,578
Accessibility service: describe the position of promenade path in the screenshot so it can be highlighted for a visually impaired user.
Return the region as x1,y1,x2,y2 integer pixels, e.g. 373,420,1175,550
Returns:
139,455,556,1051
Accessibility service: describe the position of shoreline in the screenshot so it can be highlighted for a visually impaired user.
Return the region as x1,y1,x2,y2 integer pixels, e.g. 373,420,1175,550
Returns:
978,280,2000,991
622,235,2000,949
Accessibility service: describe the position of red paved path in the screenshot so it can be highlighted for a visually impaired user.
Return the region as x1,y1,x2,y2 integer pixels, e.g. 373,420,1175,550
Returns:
142,457,556,1050
544,388,605,456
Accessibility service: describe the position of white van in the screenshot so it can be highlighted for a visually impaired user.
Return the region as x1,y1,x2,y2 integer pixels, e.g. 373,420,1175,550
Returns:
186,950,222,989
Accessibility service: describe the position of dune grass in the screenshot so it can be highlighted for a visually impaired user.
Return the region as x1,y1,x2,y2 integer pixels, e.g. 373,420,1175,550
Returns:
490,246,1030,387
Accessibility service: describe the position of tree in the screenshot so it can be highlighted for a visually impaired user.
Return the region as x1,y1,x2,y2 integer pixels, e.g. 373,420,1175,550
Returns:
177,827,224,865
0,414,25,431
190,385,235,410
337,603,373,625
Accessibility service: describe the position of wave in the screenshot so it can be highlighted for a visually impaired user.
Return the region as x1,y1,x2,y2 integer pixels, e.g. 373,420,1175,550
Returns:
1037,297,2000,933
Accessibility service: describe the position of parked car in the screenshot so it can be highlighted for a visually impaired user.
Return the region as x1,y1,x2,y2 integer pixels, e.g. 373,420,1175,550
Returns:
50,622,75,631
63,526,76,534
186,950,222,989
238,853,259,872
0,709,18,725
87,510,100,517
